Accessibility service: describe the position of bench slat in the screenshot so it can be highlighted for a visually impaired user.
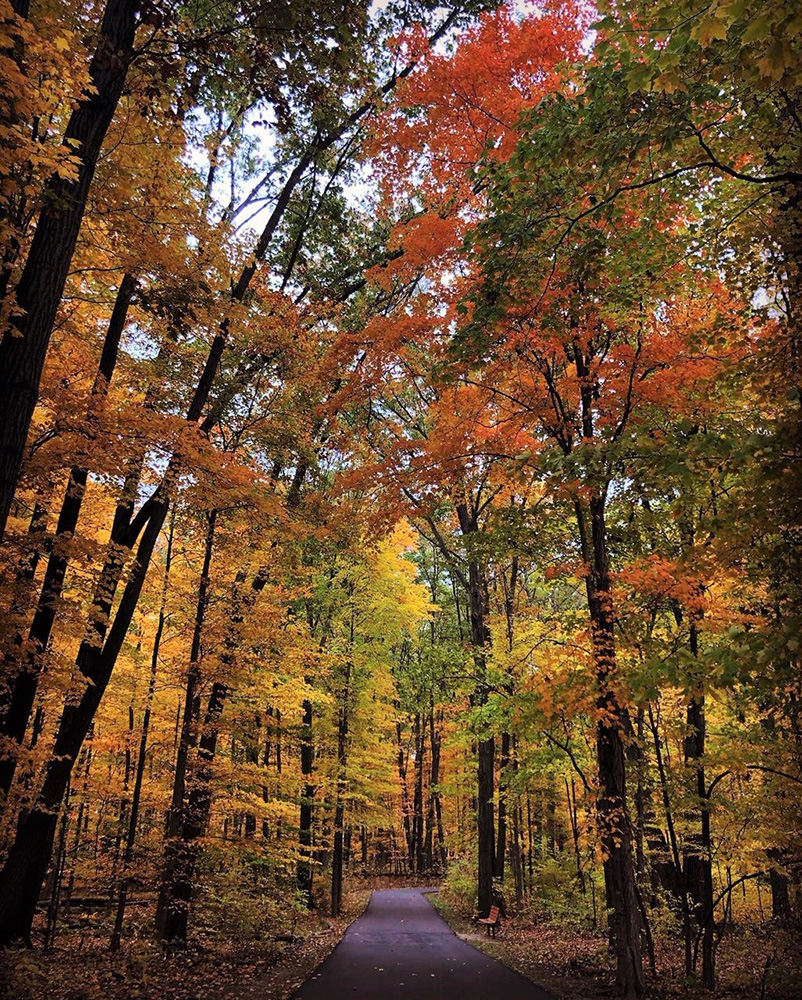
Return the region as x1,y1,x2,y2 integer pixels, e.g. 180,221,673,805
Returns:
478,905,502,937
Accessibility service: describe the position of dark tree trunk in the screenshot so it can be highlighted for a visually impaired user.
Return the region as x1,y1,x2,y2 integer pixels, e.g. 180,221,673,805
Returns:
547,776,557,857
157,681,228,944
769,866,792,921
527,791,539,868
510,803,524,905
477,721,495,913
566,776,586,895
413,712,425,873
43,779,71,950
495,730,510,880
396,720,414,869
0,274,135,800
298,698,315,908
0,0,140,539
110,520,172,950
110,700,135,890
429,709,448,870
648,703,692,970
634,707,646,879
3,498,49,664
62,731,93,912
157,509,217,913
423,787,434,871
577,497,644,1000
684,667,715,989
495,558,517,883
331,660,352,917
455,504,495,917
260,709,271,837
423,704,439,871
274,709,282,773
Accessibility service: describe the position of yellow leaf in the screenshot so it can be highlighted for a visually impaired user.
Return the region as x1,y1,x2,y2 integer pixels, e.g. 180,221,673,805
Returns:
692,15,729,45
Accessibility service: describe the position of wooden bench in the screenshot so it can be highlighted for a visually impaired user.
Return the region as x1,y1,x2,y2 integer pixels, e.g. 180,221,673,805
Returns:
478,904,501,937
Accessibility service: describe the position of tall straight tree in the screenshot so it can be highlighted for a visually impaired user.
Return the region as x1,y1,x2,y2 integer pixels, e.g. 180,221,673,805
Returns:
0,0,140,540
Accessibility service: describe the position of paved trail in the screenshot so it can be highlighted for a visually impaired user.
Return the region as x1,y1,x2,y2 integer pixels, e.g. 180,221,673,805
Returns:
292,887,557,1000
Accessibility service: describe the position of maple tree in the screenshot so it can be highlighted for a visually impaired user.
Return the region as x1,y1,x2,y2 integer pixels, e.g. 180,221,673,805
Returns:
1,2,801,999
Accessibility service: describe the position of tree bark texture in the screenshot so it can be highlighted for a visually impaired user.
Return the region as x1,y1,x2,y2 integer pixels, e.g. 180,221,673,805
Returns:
298,698,315,908
155,512,216,941
331,660,351,917
578,496,645,1000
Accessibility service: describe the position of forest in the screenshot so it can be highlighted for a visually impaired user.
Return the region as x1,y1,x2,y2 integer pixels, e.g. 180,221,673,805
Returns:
0,1,800,999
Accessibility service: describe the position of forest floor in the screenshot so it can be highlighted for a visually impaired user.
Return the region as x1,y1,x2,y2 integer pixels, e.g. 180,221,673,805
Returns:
432,897,802,1000
2,877,801,1000
0,879,399,1000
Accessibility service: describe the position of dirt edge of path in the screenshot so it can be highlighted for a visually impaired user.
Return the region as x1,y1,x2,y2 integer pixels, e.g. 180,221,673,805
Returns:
218,889,373,1000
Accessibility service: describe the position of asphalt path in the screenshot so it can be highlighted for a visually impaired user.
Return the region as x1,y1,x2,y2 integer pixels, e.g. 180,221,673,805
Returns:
291,887,557,1000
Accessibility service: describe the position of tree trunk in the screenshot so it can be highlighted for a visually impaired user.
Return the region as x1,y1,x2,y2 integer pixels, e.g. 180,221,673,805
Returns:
769,866,792,921
396,721,414,869
157,680,228,944
0,0,140,539
156,510,222,942
566,776,586,895
2,499,50,688
684,676,715,989
0,274,135,800
477,728,495,914
495,730,510,880
577,496,644,1000
413,712,425,873
648,703,691,970
331,660,352,917
456,504,495,917
43,779,70,950
429,709,448,870
526,790,535,886
298,698,315,908
157,509,217,930
110,519,172,950
495,558,518,883
634,707,646,879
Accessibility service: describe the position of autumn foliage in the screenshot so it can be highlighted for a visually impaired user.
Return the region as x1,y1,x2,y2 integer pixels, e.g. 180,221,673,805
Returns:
0,2,800,999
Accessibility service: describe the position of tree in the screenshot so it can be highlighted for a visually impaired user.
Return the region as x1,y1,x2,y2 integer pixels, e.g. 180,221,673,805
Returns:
0,0,140,540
